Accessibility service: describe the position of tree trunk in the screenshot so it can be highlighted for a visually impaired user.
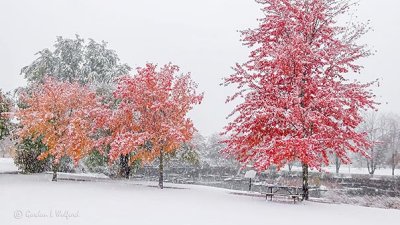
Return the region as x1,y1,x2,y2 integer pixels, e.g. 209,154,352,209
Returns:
119,155,130,179
367,159,375,175
52,162,59,182
302,163,309,200
367,147,376,175
159,148,164,189
335,154,341,174
392,152,396,176
366,160,371,174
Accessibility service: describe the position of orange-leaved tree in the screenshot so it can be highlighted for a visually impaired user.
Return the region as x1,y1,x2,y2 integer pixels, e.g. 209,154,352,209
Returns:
16,77,99,181
97,63,203,188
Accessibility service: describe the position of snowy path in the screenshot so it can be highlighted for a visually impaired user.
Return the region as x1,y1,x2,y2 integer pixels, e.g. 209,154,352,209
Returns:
0,174,399,225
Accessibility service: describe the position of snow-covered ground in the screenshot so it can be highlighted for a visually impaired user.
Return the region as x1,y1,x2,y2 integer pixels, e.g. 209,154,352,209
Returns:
0,157,18,173
0,173,399,225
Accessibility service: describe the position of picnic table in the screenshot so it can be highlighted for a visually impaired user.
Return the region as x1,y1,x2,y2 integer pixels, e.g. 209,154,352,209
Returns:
264,184,304,203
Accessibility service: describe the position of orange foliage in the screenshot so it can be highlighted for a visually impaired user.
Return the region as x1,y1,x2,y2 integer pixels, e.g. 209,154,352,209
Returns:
16,78,98,163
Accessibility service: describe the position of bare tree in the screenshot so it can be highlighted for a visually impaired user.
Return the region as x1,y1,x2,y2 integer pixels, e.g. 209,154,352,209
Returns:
382,114,400,176
360,112,388,175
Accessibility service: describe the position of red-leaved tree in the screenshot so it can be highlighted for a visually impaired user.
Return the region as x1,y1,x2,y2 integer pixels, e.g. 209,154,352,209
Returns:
222,0,376,199
17,78,99,181
94,63,203,188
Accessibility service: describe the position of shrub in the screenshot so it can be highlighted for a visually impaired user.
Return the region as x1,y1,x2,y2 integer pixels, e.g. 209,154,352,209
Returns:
14,137,49,173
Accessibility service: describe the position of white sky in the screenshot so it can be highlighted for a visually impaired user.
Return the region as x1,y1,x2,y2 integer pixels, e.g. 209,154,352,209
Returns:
0,0,399,136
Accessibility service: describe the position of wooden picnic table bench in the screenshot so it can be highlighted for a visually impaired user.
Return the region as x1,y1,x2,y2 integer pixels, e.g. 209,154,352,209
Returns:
264,185,304,203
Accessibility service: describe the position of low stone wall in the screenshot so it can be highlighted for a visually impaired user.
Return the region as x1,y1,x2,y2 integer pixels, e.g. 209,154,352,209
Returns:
133,166,400,198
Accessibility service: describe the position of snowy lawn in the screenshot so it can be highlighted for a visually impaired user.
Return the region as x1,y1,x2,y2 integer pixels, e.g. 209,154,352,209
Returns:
0,158,18,173
1,174,399,225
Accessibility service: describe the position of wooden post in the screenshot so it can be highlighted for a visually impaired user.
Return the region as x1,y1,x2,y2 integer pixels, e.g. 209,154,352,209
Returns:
249,178,252,191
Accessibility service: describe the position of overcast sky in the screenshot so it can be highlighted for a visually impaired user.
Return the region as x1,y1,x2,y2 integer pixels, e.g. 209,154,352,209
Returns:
1,0,399,136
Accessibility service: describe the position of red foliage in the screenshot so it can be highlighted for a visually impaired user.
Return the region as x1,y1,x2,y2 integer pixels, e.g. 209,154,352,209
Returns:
94,63,203,163
222,0,377,171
